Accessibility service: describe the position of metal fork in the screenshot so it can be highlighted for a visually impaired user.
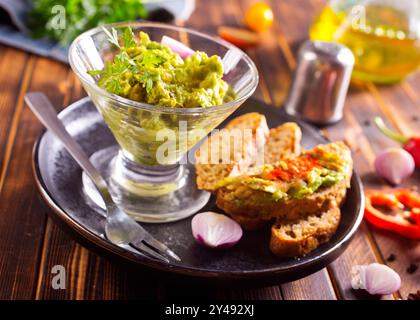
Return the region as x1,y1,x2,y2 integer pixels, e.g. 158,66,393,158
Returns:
25,92,180,263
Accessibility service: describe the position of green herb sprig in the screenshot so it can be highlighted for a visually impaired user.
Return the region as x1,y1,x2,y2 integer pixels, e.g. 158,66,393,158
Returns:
88,27,167,96
28,0,147,46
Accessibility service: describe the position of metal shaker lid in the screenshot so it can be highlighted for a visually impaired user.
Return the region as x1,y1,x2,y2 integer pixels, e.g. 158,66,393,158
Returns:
285,41,355,125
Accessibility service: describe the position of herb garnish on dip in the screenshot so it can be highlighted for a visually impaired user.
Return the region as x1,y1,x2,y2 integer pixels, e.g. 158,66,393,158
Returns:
89,27,235,108
87,27,237,166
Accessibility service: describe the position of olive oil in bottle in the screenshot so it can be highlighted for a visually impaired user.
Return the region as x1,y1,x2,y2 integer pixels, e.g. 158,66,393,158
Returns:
310,3,420,84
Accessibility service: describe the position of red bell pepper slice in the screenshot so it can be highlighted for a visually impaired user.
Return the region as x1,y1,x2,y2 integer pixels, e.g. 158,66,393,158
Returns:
364,189,420,240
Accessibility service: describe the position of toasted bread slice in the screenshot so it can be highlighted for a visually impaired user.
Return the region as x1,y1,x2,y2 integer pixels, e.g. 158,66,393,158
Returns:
195,113,269,191
264,123,302,164
270,206,341,257
215,141,352,230
195,117,303,192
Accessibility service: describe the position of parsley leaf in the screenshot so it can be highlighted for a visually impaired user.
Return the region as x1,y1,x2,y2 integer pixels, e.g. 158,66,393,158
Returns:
89,28,164,97
87,70,104,76
28,0,147,46
139,51,167,67
139,71,160,93
122,26,136,48
102,27,120,48
105,78,122,95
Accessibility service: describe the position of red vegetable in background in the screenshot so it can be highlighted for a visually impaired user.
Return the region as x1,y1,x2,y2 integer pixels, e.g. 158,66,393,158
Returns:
218,26,259,49
365,189,420,240
375,117,420,168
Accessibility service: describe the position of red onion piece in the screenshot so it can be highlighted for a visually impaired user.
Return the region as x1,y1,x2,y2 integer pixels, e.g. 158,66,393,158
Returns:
374,148,415,185
191,212,243,249
161,35,195,59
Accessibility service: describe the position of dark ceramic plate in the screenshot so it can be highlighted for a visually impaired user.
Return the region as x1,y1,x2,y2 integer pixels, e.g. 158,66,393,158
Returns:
32,97,364,286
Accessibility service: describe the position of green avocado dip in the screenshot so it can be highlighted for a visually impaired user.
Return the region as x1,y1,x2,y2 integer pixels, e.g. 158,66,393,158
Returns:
87,27,237,166
89,28,235,108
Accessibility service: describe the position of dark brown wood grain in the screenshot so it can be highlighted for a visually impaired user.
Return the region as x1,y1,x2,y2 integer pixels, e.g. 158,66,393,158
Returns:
0,0,418,300
0,56,70,298
237,0,293,107
0,47,29,173
281,269,337,300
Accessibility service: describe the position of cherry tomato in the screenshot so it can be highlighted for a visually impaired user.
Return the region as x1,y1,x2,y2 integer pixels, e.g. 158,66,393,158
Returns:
218,26,259,49
245,2,274,33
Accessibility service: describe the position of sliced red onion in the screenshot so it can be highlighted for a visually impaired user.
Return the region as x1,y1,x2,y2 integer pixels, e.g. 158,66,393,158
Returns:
374,148,415,185
351,263,401,295
161,35,195,59
191,212,243,249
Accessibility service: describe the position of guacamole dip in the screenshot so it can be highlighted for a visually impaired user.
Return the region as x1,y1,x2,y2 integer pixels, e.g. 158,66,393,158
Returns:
88,28,236,166
90,28,235,108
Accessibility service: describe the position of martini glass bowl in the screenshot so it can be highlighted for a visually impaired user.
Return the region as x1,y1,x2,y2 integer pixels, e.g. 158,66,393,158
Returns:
69,22,258,223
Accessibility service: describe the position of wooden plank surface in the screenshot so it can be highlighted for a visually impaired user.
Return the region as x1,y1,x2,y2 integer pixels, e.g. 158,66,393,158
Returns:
0,47,29,175
0,0,419,300
281,270,337,300
0,56,69,299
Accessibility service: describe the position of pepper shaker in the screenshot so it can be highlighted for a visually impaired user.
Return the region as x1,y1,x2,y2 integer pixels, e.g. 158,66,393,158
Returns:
285,41,355,125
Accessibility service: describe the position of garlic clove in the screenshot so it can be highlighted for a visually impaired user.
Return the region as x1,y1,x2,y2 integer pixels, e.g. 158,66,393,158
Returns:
191,212,243,249
351,263,401,295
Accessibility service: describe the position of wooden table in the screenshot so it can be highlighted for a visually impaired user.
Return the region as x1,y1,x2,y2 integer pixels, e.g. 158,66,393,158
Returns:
0,0,419,300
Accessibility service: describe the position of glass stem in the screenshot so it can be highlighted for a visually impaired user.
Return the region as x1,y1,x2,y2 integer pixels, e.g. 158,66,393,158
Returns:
118,150,182,183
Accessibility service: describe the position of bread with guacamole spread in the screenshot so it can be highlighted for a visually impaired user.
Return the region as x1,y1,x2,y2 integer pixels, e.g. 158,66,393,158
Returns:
195,113,302,191
215,141,352,230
